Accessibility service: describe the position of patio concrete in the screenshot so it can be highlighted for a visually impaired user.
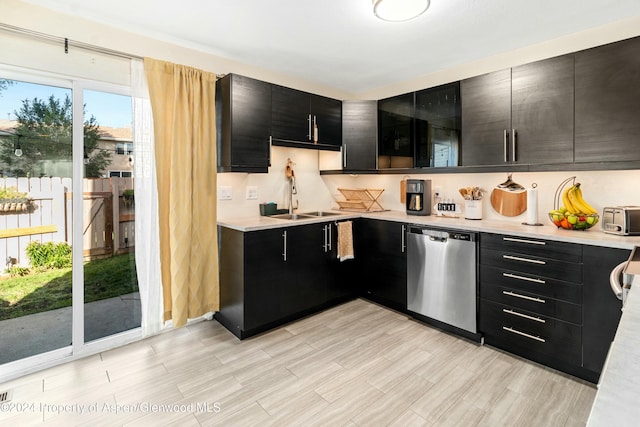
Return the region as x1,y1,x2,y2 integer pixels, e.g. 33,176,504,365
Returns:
0,292,141,365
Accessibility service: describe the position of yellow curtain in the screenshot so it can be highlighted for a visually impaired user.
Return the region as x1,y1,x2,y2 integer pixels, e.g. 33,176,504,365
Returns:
144,58,219,327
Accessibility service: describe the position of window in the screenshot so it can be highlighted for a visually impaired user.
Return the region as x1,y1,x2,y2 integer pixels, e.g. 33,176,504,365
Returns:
116,142,133,155
109,170,132,178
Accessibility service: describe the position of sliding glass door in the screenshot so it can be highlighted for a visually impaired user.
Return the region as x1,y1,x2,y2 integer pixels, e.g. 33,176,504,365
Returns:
0,70,141,373
82,89,140,343
0,76,74,364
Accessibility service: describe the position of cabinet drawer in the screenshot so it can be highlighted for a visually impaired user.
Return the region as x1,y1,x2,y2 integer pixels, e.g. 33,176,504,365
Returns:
480,282,582,324
481,233,582,263
480,299,581,364
481,265,582,304
481,248,582,283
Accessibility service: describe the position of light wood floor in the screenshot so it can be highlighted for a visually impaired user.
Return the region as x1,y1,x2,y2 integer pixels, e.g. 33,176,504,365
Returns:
1,299,596,426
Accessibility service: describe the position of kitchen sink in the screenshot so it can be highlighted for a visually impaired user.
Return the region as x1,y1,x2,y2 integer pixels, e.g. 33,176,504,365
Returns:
270,213,314,221
300,211,343,217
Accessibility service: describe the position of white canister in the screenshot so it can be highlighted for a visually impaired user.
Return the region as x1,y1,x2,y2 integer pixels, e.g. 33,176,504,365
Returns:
465,200,483,220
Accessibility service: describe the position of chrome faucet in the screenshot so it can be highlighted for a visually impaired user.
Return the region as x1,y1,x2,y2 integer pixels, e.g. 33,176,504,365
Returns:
288,176,298,214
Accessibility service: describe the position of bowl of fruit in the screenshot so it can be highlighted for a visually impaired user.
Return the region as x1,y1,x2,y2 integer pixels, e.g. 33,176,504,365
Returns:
548,177,599,230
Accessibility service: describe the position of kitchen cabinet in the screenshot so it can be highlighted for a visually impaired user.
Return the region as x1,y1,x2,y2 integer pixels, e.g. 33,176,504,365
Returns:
479,233,585,378
414,82,461,168
217,222,354,339
575,36,640,163
582,245,629,378
216,74,272,172
378,93,414,168
461,55,574,166
479,232,630,383
271,84,342,150
342,100,377,170
355,219,407,312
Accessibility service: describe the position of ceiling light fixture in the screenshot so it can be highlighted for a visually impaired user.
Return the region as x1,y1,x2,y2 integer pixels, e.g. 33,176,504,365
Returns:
373,0,430,22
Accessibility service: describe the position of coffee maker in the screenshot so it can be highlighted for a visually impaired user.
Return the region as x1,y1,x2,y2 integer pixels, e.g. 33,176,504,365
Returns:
406,179,431,216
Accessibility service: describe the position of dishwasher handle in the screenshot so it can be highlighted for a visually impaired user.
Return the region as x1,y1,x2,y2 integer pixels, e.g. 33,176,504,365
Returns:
408,227,475,243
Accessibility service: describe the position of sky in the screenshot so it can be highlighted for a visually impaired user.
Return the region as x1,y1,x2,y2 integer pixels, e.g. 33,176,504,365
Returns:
0,79,132,128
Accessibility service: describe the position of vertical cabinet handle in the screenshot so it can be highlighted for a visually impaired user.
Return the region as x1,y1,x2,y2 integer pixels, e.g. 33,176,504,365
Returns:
401,224,406,253
322,225,327,252
343,144,347,168
328,223,332,251
307,114,312,141
268,136,272,167
503,129,509,163
511,128,517,162
282,230,287,261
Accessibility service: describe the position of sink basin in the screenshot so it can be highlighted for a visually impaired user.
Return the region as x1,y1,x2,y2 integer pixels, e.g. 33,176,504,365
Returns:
300,211,342,217
270,213,314,221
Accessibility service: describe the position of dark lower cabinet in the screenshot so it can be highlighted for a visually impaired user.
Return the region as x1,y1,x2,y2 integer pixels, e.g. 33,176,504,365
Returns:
355,219,407,312
479,232,630,383
217,223,354,339
582,245,629,377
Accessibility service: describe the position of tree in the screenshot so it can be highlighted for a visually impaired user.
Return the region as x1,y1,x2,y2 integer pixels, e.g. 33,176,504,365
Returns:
0,79,14,96
0,94,111,178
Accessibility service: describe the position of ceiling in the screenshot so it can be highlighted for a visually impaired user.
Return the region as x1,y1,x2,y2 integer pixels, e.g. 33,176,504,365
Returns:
21,0,640,95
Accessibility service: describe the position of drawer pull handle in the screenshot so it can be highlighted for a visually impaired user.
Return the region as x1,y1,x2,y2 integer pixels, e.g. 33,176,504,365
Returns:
503,254,546,265
503,272,546,284
503,237,546,245
503,326,546,343
502,308,546,323
502,290,545,303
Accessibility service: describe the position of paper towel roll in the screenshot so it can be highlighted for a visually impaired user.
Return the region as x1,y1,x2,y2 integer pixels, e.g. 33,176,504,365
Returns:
526,187,538,224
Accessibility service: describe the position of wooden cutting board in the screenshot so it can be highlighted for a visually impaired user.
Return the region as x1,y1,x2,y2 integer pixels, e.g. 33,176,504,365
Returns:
490,188,527,217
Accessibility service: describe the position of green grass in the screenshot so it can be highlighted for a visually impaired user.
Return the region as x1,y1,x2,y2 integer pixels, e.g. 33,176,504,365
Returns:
0,254,138,321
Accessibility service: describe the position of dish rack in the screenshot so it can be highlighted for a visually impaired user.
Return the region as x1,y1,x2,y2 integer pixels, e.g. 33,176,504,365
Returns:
336,188,385,212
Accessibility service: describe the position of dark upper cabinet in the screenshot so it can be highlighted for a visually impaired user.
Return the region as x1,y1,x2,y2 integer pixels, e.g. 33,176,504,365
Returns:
271,85,342,150
575,36,640,163
415,82,461,168
216,74,272,173
461,55,574,166
342,100,377,170
378,93,415,168
310,94,342,147
461,69,511,166
511,56,574,164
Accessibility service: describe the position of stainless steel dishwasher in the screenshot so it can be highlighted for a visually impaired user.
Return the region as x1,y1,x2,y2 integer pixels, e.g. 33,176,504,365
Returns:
407,226,478,334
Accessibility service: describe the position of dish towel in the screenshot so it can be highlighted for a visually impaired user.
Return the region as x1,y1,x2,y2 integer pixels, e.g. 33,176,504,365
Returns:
337,221,355,262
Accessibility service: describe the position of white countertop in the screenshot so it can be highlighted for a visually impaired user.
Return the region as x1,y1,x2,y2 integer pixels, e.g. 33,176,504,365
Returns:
218,209,640,250
587,281,640,426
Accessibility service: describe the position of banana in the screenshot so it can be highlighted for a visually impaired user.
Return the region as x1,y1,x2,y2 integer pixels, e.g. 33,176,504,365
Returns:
562,186,578,214
567,184,595,215
573,184,598,215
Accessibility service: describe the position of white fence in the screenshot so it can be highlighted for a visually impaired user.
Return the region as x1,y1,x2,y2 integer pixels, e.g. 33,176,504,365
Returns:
0,177,135,270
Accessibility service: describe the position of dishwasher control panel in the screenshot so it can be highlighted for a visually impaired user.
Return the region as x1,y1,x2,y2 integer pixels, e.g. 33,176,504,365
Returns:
408,227,475,242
